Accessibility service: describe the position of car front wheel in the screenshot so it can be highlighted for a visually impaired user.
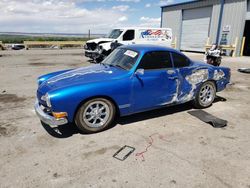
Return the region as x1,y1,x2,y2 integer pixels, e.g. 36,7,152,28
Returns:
193,81,216,108
75,98,116,133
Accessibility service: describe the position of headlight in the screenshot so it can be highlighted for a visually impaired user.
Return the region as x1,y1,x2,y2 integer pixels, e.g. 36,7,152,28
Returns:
37,77,46,86
41,93,51,107
98,45,103,53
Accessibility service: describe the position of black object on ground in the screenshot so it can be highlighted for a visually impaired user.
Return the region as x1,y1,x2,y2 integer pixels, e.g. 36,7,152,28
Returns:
113,145,135,161
238,68,250,74
188,110,227,128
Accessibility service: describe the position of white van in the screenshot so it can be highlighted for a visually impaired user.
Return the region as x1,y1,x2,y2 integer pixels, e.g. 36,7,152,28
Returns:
84,27,172,61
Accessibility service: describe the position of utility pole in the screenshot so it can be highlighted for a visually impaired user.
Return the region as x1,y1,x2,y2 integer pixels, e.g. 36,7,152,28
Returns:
88,29,90,40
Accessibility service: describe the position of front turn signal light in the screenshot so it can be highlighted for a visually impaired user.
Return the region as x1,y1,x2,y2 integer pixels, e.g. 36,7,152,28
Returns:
52,112,68,119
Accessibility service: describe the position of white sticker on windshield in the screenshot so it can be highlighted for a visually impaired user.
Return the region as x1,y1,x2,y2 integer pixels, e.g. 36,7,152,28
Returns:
124,50,138,58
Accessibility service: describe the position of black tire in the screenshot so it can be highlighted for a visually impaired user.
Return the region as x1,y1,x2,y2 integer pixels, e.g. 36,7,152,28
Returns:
207,57,214,65
75,98,116,133
193,81,216,109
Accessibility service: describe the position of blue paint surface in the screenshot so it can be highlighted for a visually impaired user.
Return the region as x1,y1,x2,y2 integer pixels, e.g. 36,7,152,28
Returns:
36,45,230,122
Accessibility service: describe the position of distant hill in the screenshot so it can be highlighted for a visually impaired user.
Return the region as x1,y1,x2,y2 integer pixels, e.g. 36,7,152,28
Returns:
0,32,104,43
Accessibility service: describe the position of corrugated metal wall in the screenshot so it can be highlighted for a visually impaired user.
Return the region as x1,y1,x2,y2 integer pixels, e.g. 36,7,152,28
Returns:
162,0,220,11
246,0,250,19
161,10,182,48
209,3,221,43
162,0,220,49
161,0,247,55
221,0,246,55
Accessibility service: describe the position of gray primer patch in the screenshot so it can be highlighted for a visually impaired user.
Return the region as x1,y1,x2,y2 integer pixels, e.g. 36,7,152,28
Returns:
186,69,209,85
213,70,225,80
181,69,209,102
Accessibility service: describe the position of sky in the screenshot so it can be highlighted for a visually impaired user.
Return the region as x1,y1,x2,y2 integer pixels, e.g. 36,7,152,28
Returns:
0,0,190,34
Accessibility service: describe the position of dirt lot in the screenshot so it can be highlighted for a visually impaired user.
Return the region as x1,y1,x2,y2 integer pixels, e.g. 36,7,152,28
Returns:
0,49,250,188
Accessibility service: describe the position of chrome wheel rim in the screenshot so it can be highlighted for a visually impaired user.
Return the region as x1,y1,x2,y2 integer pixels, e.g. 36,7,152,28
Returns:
83,101,110,128
199,84,215,106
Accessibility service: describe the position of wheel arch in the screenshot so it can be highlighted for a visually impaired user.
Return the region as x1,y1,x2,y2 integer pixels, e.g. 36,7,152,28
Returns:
206,79,217,91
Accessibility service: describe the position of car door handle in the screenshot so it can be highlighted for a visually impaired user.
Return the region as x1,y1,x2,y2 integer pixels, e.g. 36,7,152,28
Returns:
169,76,178,80
167,70,175,74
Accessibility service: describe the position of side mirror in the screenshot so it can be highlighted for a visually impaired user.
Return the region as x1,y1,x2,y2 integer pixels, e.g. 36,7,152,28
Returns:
135,69,144,76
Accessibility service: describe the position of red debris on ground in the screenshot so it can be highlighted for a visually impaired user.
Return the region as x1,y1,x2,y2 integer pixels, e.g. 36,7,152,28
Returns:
135,133,168,161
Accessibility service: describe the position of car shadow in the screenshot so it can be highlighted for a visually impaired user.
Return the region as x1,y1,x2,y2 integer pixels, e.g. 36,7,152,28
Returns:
41,95,226,138
117,102,193,125
41,121,80,138
214,95,227,102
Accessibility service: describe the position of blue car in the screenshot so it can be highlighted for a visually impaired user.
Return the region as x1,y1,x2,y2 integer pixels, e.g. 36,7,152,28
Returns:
35,45,230,133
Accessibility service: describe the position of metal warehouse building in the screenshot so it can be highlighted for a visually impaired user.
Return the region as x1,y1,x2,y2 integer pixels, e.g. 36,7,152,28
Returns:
161,0,250,56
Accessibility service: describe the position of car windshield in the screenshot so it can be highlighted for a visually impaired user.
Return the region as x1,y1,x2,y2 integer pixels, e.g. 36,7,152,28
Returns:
106,29,123,39
101,48,139,70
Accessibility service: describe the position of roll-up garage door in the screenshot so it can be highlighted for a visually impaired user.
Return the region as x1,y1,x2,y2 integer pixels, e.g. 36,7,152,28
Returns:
181,6,212,52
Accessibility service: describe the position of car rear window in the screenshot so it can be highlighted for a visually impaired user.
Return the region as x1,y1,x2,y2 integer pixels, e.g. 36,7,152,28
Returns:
172,52,190,68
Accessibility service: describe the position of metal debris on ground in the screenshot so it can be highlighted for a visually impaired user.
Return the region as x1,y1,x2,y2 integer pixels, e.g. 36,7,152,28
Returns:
188,110,227,128
113,145,135,161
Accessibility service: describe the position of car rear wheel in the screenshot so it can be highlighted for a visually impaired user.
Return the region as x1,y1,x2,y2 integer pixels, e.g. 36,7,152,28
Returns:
75,98,116,133
193,81,216,108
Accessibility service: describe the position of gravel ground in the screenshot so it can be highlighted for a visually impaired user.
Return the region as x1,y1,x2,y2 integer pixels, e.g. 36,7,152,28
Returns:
0,49,250,188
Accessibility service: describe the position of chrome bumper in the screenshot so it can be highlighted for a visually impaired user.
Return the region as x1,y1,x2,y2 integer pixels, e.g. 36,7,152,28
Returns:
34,101,68,127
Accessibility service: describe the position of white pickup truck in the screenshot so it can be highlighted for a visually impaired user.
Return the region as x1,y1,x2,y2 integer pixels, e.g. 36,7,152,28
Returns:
84,27,172,62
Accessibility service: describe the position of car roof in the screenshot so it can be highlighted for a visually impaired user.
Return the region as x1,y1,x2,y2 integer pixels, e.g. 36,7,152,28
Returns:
119,44,182,54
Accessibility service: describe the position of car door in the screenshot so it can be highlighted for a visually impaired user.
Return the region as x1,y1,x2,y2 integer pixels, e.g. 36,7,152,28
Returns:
132,51,179,112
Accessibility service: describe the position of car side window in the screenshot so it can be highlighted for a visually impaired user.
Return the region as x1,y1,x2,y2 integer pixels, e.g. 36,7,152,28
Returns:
137,51,172,70
172,52,190,68
123,30,135,41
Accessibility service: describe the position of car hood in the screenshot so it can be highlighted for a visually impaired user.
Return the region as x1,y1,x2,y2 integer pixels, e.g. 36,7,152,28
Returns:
87,38,114,44
39,64,127,93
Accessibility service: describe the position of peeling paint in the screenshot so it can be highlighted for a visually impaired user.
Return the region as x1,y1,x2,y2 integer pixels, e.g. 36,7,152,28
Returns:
47,69,113,84
160,69,210,105
181,69,209,102
160,77,180,105
170,79,179,103
186,69,209,85
213,70,225,80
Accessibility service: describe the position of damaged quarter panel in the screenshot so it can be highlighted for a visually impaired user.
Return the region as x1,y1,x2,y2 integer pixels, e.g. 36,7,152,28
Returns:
173,60,230,104
176,67,208,103
213,68,230,91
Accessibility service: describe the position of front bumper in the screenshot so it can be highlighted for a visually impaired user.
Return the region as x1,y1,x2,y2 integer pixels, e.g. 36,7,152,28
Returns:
85,50,100,59
34,101,68,127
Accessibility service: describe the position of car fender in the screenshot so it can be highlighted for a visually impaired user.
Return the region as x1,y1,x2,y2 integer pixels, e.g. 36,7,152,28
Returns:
99,42,112,52
49,78,132,122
